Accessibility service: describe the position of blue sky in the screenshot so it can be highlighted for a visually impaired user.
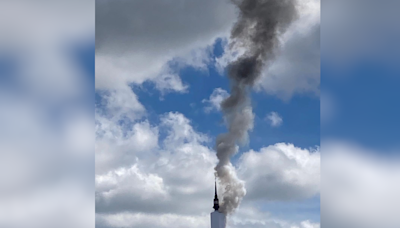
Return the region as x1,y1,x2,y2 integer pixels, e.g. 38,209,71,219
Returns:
94,35,320,224
4,0,400,227
128,38,320,153
94,1,321,228
322,58,400,152
2,0,321,227
319,1,400,227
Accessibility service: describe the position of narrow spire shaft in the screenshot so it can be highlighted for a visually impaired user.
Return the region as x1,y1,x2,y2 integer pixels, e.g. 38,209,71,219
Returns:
213,177,220,211
215,180,218,196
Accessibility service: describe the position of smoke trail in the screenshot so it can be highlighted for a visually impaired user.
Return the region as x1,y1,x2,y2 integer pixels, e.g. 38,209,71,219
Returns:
215,0,298,214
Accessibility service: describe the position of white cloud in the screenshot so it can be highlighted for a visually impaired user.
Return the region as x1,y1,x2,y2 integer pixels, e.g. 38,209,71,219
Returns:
94,1,234,225
98,206,321,228
95,108,320,227
266,112,283,127
95,112,218,218
95,0,236,92
202,88,230,113
297,220,320,228
228,204,320,228
154,73,189,94
96,213,209,228
95,117,159,175
0,1,95,228
238,143,320,201
94,1,321,227
322,140,400,228
0,179,94,228
0,1,94,100
97,85,146,122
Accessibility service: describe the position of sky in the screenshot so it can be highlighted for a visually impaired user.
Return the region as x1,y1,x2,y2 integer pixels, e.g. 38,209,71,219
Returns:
0,1,95,228
321,0,400,227
2,1,400,228
321,0,400,150
95,0,320,228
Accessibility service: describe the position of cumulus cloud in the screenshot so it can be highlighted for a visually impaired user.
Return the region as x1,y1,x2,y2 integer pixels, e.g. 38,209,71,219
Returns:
266,112,283,127
95,112,219,223
202,88,230,113
97,85,146,122
95,106,320,227
96,213,209,228
97,211,320,228
238,143,320,201
95,117,159,175
94,1,321,227
322,140,400,228
227,203,320,228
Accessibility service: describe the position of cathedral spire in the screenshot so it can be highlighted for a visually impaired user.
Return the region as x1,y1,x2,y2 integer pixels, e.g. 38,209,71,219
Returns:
213,178,220,211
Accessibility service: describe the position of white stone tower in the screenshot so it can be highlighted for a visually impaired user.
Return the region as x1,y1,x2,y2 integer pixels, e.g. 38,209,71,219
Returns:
211,180,226,228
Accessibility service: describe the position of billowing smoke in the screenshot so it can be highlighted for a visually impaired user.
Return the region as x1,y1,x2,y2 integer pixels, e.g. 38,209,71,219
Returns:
215,0,298,214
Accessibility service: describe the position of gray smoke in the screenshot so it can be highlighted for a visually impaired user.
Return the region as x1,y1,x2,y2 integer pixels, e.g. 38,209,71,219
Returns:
215,0,298,215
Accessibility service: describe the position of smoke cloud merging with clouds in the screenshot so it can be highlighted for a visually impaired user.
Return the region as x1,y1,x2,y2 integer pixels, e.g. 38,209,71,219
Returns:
215,0,298,214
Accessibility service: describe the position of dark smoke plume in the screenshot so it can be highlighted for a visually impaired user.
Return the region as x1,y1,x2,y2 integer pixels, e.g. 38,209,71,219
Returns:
215,0,298,214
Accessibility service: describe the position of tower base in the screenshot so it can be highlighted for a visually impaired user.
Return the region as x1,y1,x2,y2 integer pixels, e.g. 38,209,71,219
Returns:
210,211,226,228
